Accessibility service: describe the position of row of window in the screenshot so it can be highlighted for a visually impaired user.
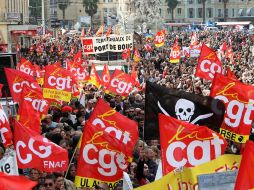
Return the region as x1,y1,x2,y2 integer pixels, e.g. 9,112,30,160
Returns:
189,0,251,4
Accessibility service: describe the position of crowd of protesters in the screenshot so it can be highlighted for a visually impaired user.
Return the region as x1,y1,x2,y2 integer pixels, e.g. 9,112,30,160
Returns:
1,28,254,190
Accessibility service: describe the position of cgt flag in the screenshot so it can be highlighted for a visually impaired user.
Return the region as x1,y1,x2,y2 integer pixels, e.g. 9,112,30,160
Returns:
195,43,222,81
43,64,75,102
14,120,69,172
235,140,254,190
159,114,227,175
75,98,138,189
101,64,111,88
4,68,41,103
210,73,254,143
18,85,50,134
145,81,225,140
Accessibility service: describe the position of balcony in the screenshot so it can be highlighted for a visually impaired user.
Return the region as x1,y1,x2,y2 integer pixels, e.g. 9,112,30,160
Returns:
6,12,22,21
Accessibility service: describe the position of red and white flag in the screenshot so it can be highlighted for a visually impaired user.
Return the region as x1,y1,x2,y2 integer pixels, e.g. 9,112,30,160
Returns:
101,64,111,87
195,43,222,81
75,98,138,187
0,103,13,147
159,114,227,175
14,120,69,172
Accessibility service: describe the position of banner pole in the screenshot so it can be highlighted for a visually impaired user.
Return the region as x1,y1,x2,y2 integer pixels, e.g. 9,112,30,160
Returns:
64,145,78,179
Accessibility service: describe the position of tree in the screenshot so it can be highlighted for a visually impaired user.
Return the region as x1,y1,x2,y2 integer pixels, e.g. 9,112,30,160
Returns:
202,0,206,24
223,0,229,21
165,0,178,21
58,0,70,27
82,0,99,27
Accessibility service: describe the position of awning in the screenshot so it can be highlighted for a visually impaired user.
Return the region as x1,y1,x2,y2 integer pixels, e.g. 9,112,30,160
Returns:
215,21,251,26
11,30,37,36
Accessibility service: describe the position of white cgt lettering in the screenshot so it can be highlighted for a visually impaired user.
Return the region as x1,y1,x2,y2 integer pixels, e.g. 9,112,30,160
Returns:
166,139,224,168
110,78,133,94
200,60,222,79
13,81,38,93
82,144,127,177
16,138,52,164
24,98,47,113
92,118,130,144
48,76,72,90
215,95,254,128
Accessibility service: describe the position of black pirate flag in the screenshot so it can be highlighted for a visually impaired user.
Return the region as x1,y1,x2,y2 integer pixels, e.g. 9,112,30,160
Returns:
145,81,225,140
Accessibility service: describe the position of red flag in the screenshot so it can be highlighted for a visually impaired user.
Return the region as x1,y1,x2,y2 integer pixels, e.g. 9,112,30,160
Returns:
88,63,101,89
122,48,131,60
130,67,141,88
14,120,69,172
0,172,37,190
70,45,75,54
170,43,181,63
81,27,85,37
67,60,89,83
74,51,82,65
75,98,138,187
195,43,222,81
159,114,227,175
226,45,233,59
133,48,141,62
95,25,104,37
4,68,41,102
144,44,152,51
154,30,165,47
17,57,34,76
220,42,227,52
210,73,254,143
106,26,112,37
235,140,254,190
0,84,3,98
190,32,199,46
43,64,75,102
0,103,13,147
18,85,50,134
101,64,111,87
226,67,238,81
105,69,135,98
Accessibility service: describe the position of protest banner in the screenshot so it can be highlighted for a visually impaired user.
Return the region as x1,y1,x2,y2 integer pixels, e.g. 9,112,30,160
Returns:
0,151,19,175
134,154,241,190
81,34,133,54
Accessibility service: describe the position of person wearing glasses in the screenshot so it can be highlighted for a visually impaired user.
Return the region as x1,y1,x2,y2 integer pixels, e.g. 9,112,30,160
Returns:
44,176,56,190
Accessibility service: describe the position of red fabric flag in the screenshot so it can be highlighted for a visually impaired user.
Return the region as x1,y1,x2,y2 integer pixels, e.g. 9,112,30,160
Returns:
159,114,227,175
0,84,3,98
17,57,34,76
190,32,199,46
195,43,222,81
130,67,141,88
4,68,41,102
226,67,238,81
0,172,37,190
101,64,111,87
235,140,254,190
0,103,13,147
75,98,138,187
154,30,165,47
18,85,50,134
14,120,69,172
122,48,131,60
133,48,141,62
88,63,101,89
170,43,181,63
74,51,82,65
81,27,85,37
105,69,135,98
220,42,228,52
106,26,112,37
95,25,104,37
144,44,152,51
67,60,89,83
210,73,254,143
43,64,75,102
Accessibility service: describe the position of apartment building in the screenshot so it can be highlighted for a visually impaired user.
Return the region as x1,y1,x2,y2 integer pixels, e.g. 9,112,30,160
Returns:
0,0,37,52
